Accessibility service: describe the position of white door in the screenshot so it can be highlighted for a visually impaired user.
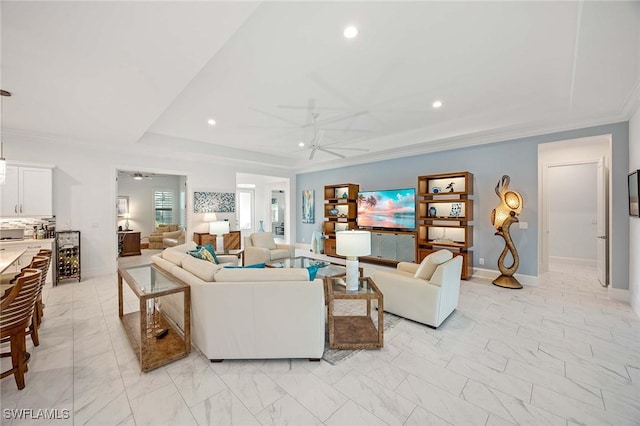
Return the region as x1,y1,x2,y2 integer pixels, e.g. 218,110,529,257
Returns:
596,157,608,286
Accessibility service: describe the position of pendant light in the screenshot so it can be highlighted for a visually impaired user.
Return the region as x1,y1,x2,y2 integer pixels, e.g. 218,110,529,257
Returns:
0,89,11,185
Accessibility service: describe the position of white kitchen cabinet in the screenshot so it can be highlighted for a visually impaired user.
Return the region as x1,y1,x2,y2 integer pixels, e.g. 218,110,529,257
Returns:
0,164,53,217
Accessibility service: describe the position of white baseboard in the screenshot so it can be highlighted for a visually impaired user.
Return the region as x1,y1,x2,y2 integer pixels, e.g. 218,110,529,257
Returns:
608,287,630,303
472,267,539,287
549,256,597,268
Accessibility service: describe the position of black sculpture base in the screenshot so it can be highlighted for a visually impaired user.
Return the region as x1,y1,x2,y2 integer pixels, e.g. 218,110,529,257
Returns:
492,275,523,289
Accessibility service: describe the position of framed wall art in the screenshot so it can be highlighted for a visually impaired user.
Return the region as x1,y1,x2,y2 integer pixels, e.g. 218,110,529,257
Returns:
194,191,236,213
302,189,314,224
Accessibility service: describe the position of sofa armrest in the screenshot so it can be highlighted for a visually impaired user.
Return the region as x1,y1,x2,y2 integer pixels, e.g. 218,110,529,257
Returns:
397,262,419,274
275,243,295,258
217,255,239,266
163,229,183,239
244,246,270,266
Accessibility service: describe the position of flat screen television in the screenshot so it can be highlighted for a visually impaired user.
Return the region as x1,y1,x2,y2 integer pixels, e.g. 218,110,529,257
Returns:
629,170,639,217
357,188,416,230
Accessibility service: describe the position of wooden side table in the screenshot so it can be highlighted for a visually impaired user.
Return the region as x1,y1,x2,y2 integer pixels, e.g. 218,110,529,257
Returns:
193,230,241,250
324,276,384,349
118,231,141,257
118,264,191,372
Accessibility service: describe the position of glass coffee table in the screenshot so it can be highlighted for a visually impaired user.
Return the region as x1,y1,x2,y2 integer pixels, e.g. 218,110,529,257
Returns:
265,256,362,279
118,264,191,372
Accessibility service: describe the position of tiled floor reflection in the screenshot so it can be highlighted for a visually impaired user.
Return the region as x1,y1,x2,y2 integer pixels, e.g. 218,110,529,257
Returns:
1,251,638,425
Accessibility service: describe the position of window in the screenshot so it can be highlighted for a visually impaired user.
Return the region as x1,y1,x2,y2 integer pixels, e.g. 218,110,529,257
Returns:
154,190,175,226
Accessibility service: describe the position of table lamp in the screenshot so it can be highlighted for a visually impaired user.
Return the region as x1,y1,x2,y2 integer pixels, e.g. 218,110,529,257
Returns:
336,230,371,292
209,220,230,251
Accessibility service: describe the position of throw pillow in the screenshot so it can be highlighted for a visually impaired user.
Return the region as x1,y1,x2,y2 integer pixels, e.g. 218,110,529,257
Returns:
198,243,219,264
224,263,266,269
251,232,277,250
188,246,216,264
414,250,453,280
306,264,320,281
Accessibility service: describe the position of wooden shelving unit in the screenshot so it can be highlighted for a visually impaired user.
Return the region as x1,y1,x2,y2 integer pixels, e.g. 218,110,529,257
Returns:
417,172,474,279
323,183,359,257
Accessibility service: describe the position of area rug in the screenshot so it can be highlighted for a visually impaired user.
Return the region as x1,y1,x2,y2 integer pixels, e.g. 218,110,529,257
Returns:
321,312,402,365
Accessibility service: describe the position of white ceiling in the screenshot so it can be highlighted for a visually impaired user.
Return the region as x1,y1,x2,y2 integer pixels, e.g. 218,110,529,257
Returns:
2,1,639,172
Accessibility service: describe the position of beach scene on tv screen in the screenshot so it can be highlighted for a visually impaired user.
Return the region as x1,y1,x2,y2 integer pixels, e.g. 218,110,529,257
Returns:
357,189,415,229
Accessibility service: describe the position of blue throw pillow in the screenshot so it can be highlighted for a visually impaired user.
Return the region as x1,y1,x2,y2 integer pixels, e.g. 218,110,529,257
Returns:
198,243,219,264
187,246,216,264
224,263,266,269
306,264,320,281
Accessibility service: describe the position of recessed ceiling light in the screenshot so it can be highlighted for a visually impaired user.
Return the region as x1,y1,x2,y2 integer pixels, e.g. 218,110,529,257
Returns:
207,118,216,126
343,26,358,39
298,142,305,147
432,100,443,109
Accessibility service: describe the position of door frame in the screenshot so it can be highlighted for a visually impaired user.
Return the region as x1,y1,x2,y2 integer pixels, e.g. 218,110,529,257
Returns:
538,136,612,285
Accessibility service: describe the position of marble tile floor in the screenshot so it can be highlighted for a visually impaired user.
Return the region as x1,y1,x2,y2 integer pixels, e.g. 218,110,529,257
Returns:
1,251,639,426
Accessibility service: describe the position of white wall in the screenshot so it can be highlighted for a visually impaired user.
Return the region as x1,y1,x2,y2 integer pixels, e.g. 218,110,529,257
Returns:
630,108,640,316
547,163,597,261
6,132,295,278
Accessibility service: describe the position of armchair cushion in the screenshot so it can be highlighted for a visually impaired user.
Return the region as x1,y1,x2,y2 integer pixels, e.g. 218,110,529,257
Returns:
251,232,277,250
414,249,453,280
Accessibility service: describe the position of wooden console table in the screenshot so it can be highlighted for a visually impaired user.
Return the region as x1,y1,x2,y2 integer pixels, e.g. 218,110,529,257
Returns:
118,231,141,257
193,230,241,250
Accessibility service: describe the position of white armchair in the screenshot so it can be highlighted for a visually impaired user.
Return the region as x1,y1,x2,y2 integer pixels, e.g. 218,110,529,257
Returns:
243,232,295,266
372,250,463,328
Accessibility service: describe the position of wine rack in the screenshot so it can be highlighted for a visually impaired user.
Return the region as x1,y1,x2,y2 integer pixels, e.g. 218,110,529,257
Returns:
55,230,81,285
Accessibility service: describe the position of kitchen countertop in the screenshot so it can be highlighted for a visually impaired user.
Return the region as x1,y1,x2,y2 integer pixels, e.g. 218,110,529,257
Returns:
0,247,27,273
0,238,55,247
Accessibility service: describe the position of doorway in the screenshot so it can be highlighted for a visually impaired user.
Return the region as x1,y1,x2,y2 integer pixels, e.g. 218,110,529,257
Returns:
538,136,611,286
116,169,187,252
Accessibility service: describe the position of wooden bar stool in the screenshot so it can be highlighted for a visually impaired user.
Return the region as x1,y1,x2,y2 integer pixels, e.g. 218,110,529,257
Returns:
25,256,49,346
0,269,42,390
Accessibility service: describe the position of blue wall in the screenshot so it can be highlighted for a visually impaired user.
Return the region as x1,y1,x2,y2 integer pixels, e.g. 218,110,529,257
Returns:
297,121,629,289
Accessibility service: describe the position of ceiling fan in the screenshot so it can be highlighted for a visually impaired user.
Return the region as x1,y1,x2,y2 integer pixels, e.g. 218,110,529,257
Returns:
120,171,154,180
305,113,369,160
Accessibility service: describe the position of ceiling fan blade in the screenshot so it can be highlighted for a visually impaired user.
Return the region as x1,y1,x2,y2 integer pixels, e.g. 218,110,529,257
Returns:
317,146,346,159
249,107,300,127
309,147,317,160
324,146,370,152
316,110,368,126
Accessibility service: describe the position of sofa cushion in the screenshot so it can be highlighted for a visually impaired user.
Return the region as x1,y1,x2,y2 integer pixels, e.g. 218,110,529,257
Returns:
182,254,222,282
414,249,453,280
188,246,217,264
162,242,196,266
198,243,219,264
306,264,320,281
214,268,309,282
251,232,277,250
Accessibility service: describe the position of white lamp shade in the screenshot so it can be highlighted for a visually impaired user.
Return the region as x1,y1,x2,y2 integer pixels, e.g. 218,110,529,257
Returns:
209,221,229,236
203,212,218,223
336,230,371,257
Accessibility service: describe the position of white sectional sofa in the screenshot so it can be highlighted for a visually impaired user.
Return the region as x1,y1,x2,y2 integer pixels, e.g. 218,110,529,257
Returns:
150,241,325,361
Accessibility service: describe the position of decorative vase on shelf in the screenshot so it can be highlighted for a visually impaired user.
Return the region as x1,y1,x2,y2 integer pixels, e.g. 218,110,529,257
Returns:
429,206,437,217
258,220,265,232
328,207,339,216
